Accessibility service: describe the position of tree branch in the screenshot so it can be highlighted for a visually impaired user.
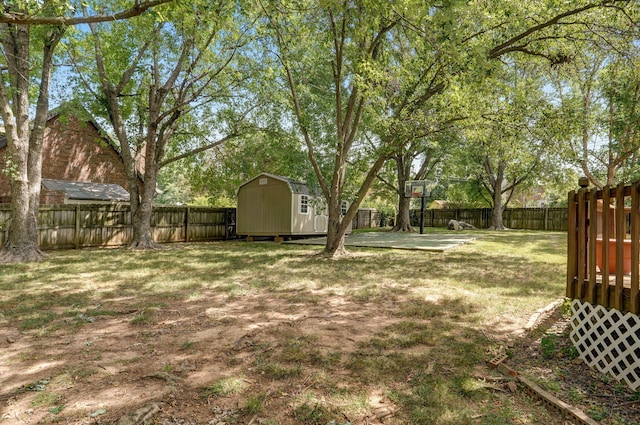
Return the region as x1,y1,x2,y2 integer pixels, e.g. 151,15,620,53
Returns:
259,0,330,200
488,0,629,59
0,1,174,25
159,133,239,168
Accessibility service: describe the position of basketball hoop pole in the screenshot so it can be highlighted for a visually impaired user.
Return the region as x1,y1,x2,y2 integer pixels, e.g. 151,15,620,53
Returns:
420,196,425,234
405,179,431,234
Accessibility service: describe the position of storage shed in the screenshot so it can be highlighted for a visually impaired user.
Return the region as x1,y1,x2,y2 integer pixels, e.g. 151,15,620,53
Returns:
237,173,334,238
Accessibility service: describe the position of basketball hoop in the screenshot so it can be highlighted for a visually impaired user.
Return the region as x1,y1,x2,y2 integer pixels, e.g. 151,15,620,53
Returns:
405,180,432,198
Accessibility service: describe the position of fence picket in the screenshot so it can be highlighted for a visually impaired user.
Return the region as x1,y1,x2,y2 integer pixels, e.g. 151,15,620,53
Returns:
567,190,578,299
588,188,598,304
615,183,626,310
577,188,588,299
632,183,640,314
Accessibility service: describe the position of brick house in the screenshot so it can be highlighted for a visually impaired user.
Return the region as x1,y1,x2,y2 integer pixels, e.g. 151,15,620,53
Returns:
0,109,141,205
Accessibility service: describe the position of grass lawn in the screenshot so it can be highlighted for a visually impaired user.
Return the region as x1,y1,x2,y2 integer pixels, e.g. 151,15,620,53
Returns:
1,230,569,424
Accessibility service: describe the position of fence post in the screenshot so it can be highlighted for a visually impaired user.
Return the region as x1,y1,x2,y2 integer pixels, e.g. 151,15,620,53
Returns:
631,183,640,314
544,207,549,231
567,190,578,299
75,204,81,249
185,207,190,243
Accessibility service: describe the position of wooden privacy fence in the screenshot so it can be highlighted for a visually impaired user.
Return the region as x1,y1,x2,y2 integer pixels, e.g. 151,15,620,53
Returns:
567,182,640,314
0,204,568,251
352,209,387,230
0,204,236,250
410,207,568,230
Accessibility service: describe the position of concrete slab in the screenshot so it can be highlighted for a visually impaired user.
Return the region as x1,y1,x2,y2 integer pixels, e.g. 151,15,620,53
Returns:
284,231,479,252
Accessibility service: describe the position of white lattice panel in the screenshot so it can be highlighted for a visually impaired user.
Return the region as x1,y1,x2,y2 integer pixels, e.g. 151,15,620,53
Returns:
569,300,640,391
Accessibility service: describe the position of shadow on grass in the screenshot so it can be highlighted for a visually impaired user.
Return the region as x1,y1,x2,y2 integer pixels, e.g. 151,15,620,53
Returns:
280,232,566,300
0,234,565,424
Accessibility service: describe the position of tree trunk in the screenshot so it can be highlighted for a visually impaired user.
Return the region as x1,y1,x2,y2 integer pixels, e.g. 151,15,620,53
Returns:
0,22,62,263
394,195,413,232
324,218,348,257
490,195,507,230
323,177,349,257
489,166,508,230
323,153,390,257
392,153,413,232
130,177,160,249
129,128,161,249
130,188,158,249
0,133,43,263
130,204,158,249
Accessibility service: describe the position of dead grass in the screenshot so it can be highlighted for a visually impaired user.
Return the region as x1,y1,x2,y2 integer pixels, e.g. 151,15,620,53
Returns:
0,231,572,424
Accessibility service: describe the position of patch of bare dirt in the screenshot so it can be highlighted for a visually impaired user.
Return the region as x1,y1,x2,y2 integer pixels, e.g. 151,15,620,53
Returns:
3,291,628,424
0,292,404,424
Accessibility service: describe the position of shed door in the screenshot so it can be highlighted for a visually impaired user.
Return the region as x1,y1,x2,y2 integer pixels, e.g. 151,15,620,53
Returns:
238,183,290,235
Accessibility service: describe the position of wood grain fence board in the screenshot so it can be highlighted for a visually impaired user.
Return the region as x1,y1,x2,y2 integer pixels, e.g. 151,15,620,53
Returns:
75,205,81,249
457,209,481,226
588,188,598,304
548,209,568,231
189,224,228,241
507,208,545,230
601,187,611,307
567,190,578,299
632,183,640,314
0,203,577,251
410,207,568,230
615,183,626,310
184,207,190,243
0,204,235,250
577,188,588,299
152,226,184,243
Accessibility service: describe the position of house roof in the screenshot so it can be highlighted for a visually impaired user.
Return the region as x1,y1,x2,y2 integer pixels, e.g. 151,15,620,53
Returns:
0,104,144,183
42,179,130,202
240,173,315,196
0,106,115,150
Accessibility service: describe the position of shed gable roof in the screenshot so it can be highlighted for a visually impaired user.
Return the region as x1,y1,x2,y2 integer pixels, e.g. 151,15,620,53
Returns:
240,173,315,196
42,179,130,202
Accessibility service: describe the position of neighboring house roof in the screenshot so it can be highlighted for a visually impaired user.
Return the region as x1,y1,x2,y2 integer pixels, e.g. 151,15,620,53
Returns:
49,104,124,157
0,104,144,183
42,179,130,202
0,106,116,150
239,172,315,196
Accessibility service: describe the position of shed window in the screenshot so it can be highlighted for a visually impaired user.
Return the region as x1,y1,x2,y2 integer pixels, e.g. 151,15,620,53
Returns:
300,195,309,214
341,201,348,216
